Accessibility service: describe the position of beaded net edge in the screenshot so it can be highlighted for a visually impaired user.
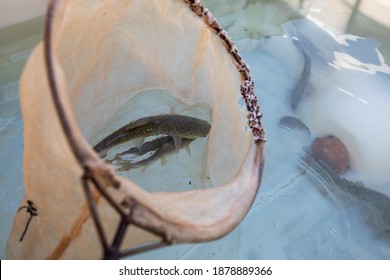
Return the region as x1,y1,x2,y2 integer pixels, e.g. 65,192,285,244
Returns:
184,0,266,143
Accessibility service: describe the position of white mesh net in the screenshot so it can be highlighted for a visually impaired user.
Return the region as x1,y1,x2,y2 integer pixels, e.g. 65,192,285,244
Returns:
6,0,265,259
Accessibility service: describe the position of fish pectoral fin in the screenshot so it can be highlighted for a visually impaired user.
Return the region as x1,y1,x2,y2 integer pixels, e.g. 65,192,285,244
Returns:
184,145,192,157
133,137,145,149
173,137,183,151
158,143,173,166
159,154,168,166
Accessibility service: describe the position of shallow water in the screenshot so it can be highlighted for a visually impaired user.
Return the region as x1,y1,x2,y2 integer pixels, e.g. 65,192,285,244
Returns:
0,16,44,259
90,89,213,193
1,0,390,259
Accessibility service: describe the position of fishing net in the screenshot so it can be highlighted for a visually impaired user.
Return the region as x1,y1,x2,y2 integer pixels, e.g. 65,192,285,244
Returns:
6,0,265,259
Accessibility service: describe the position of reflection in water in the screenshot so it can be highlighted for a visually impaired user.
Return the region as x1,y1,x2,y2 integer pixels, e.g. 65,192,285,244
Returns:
297,66,390,185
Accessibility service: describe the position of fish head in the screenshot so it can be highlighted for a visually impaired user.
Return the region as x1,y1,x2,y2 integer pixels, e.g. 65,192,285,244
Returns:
190,120,211,138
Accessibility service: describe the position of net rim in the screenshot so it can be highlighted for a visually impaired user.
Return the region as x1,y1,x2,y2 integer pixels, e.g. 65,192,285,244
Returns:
42,0,266,259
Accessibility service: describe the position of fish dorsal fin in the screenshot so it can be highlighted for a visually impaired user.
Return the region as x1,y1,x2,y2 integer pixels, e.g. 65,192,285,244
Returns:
169,104,178,115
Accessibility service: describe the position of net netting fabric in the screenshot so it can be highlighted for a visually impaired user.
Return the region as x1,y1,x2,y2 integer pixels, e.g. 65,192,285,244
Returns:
6,0,265,259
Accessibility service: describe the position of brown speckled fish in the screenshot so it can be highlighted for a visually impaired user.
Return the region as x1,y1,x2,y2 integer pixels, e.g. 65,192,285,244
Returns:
93,114,211,157
309,157,390,233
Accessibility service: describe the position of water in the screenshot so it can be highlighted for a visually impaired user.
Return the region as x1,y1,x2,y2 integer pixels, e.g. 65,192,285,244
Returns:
1,0,390,259
90,89,213,193
0,16,44,259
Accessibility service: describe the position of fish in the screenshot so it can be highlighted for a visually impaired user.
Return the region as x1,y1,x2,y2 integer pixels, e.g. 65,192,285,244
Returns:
280,116,390,232
93,114,211,157
290,46,311,111
107,136,194,171
306,156,390,233
278,116,311,142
